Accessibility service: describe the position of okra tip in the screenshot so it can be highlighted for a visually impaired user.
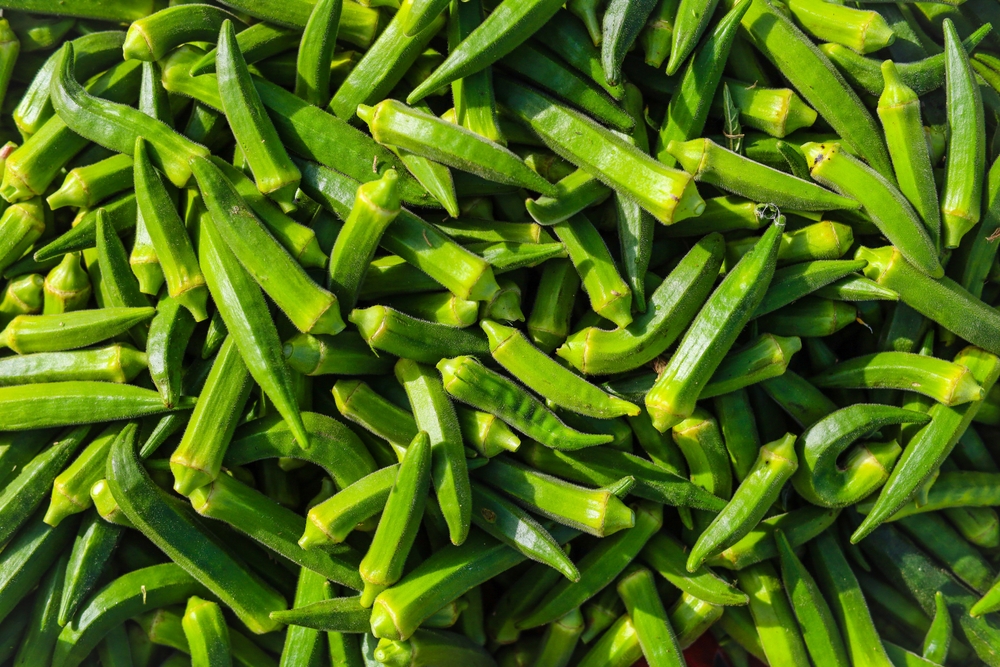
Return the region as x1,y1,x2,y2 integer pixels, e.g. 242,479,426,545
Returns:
299,513,336,550
172,460,213,498
284,332,323,375
122,24,156,62
374,638,412,667
369,600,404,640
42,488,80,528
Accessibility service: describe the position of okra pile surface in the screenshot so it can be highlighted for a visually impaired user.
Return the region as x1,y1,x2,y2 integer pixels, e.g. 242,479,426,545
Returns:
0,0,1000,666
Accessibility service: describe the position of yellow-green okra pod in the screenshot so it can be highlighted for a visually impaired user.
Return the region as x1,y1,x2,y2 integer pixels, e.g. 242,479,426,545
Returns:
640,532,748,606
878,61,941,248
699,334,801,400
360,432,431,606
133,138,208,322
351,305,489,364
483,320,639,419
0,344,146,388
0,197,46,276
941,18,986,249
530,607,584,667
552,213,632,328
687,434,797,572
395,358,471,546
45,424,125,528
616,566,685,667
525,168,612,226
385,291,479,329
804,142,942,278
0,307,154,354
448,0,504,144
438,355,612,451
374,629,496,667
182,596,230,667
787,0,894,54
43,253,91,315
0,274,43,329
47,154,134,210
332,379,417,455
645,216,784,432
284,332,395,376
49,45,207,188
672,409,733,500
217,20,300,210
737,561,810,667
300,465,399,549
329,169,401,313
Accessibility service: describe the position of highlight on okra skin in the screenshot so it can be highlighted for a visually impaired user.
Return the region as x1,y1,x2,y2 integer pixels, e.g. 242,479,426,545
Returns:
0,1,999,666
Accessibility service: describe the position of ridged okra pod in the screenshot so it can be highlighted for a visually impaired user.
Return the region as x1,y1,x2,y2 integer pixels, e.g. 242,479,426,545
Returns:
182,596,231,667
737,561,810,667
0,307,154,354
284,332,395,377
300,466,399,548
787,0,894,54
616,566,685,667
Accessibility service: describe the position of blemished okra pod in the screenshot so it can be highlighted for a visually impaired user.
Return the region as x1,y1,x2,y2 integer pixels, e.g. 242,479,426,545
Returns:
133,138,208,321
645,216,783,432
122,4,242,61
774,530,851,667
107,422,287,634
169,335,252,496
0,307,154,354
655,0,749,166
49,44,208,188
941,19,986,248
217,20,300,209
438,355,612,450
668,138,859,211
804,143,942,278
197,200,309,450
359,432,431,605
616,566,685,667
496,76,704,225
0,344,146,387
483,320,638,419
687,434,798,572
182,596,231,667
329,170,401,312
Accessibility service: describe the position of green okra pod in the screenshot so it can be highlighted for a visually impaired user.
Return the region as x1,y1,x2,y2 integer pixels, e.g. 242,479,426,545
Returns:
42,253,91,316
13,552,67,667
123,4,243,62
374,629,496,667
753,259,869,318
34,193,138,263
699,333,801,400
616,566,685,667
923,591,951,664
300,465,399,549
217,20,300,209
182,596,231,667
43,423,125,527
496,76,703,226
0,344,146,387
656,0,749,165
645,216,783,432
774,530,850,667
270,596,370,633
107,423,287,634
483,320,639,419
706,506,840,570
788,0,895,54
188,470,363,590
94,210,148,346
758,297,857,338
474,456,634,537
359,432,431,605
58,510,123,627
530,607,584,667
760,370,838,429
941,19,986,249
284,332,396,376
329,170,401,313
737,561,810,667
133,138,208,321
671,408,733,499
197,178,309,450
897,512,995,594
332,379,417,455
449,0,504,144
527,258,580,353
438,355,612,450
280,568,333,667
714,389,761,483
169,335,253,496
295,0,342,106
47,154,134,211
687,434,797,571
147,296,195,410
49,44,207,188
517,501,662,630
525,168,612,227
396,358,472,546
351,305,488,364
0,274,44,328
641,532,748,606
385,291,480,329
552,213,632,328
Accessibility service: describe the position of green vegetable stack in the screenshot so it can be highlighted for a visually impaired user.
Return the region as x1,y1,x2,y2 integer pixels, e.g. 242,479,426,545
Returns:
0,0,998,665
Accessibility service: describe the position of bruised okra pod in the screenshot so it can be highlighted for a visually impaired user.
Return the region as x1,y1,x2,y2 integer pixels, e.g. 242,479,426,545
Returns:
645,217,783,432
329,170,401,313
360,432,431,606
687,434,798,572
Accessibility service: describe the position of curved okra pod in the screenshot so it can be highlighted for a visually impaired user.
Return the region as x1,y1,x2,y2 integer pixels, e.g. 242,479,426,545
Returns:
858,246,1000,355
483,320,639,419
787,0,894,54
922,591,951,664
470,481,579,581
133,138,207,321
517,501,662,630
0,274,44,328
774,530,850,667
0,344,146,388
790,404,922,509
395,358,471,546
810,352,985,405
197,199,309,450
360,432,431,606
687,434,798,571
804,143,942,278
552,213,632,328
753,259,869,318
169,336,253,496
295,0,342,106
188,469,363,590
47,154,133,210
49,45,207,188
43,253,91,315
668,138,859,211
359,101,555,196
182,596,231,667
655,0,749,165
351,305,488,364
732,0,892,178
810,530,893,667
284,332,395,376
616,566,685,667
0,198,50,278
439,355,611,450
641,532,747,606
475,456,634,537
106,422,287,634
329,170,400,313
525,169,611,226
737,561,810,667
217,20,300,209
941,19,986,248
190,24,318,76
300,465,399,548
496,76,703,225
645,217,784,432
44,424,125,527
122,4,242,61
52,563,206,667
878,61,940,247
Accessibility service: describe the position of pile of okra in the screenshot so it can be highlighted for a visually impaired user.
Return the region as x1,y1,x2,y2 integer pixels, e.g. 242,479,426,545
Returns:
4,0,1000,666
